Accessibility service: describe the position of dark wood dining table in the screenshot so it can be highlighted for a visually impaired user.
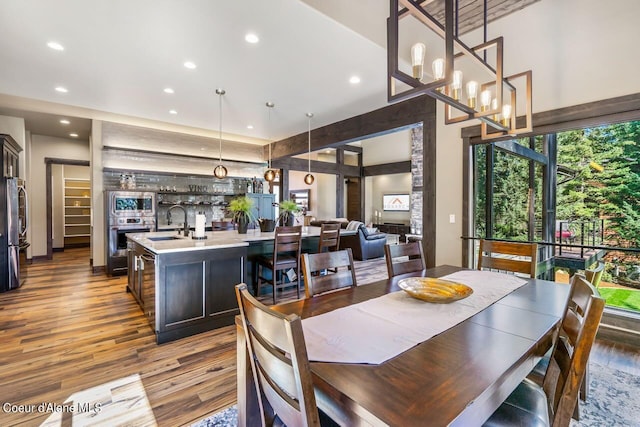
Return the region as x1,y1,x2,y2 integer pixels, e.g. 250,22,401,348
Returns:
236,265,571,427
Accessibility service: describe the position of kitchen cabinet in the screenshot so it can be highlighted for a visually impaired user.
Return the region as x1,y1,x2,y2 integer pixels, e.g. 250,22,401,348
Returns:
247,193,275,221
64,178,91,246
1,134,20,178
127,237,245,343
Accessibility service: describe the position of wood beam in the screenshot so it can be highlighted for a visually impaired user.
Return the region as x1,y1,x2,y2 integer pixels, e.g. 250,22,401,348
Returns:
271,157,360,176
268,95,435,159
363,161,411,176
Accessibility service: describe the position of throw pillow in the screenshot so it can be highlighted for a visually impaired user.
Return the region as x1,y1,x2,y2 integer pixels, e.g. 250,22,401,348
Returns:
346,220,364,231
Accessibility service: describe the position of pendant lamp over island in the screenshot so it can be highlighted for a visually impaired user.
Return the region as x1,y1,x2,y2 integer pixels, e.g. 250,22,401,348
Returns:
263,101,277,182
304,112,314,185
213,88,228,179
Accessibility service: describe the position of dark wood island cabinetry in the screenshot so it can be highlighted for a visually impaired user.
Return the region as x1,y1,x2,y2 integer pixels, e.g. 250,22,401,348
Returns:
127,234,246,343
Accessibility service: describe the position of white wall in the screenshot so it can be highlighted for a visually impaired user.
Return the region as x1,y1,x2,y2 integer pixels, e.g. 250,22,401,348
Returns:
370,173,412,224
30,135,90,257
288,170,337,222
362,129,411,165
434,0,640,267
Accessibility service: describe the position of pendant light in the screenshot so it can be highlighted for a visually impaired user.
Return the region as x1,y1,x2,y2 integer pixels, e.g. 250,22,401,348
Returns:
213,88,228,179
304,112,314,185
263,101,276,182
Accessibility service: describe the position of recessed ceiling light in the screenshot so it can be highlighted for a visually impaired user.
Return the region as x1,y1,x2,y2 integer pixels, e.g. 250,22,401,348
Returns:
200,147,206,151
349,75,361,84
247,125,254,129
183,61,196,69
169,109,177,115
59,119,70,125
55,86,68,93
245,33,259,44
47,41,64,51
163,87,174,94
69,133,78,138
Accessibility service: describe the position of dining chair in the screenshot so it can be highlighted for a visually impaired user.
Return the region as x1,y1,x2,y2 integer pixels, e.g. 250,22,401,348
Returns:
483,274,605,427
317,222,341,253
301,248,357,298
256,226,303,305
585,261,605,288
384,241,426,278
235,283,321,427
477,239,538,278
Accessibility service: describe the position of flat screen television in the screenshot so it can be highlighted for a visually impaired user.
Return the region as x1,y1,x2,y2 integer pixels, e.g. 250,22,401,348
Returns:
383,194,410,211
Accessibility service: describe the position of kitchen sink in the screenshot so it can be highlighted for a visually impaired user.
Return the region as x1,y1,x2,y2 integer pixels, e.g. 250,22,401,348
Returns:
147,236,182,241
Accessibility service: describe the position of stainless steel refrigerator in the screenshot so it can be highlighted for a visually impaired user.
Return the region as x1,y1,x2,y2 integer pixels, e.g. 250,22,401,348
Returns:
1,178,28,291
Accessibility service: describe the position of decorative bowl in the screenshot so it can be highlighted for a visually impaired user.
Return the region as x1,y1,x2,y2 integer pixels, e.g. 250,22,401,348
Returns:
397,277,473,303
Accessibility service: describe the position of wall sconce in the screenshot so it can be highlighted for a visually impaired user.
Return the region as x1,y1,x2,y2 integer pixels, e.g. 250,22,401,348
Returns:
213,88,228,179
387,0,532,141
304,113,315,185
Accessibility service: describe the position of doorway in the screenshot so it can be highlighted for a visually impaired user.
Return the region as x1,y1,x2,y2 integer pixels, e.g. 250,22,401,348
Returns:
46,158,91,261
345,177,362,221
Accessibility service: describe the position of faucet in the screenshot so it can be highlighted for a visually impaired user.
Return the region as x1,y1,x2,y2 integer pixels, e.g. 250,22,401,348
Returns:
167,205,190,236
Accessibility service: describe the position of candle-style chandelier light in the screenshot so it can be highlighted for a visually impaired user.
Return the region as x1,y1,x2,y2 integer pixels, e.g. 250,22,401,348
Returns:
387,0,532,140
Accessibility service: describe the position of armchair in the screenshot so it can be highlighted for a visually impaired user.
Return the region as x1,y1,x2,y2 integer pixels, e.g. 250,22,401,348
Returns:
339,224,387,261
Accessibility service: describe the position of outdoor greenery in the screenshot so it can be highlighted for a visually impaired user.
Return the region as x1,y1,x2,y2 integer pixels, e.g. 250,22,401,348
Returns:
598,287,640,311
473,120,640,310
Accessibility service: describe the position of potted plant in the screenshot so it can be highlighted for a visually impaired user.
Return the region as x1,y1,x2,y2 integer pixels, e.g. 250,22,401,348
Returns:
279,199,301,226
228,196,255,234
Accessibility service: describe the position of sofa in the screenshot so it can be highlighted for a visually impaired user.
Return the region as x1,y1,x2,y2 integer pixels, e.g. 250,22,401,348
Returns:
339,223,387,261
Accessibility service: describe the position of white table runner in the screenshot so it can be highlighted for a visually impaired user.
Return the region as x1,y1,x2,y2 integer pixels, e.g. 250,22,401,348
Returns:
301,270,527,364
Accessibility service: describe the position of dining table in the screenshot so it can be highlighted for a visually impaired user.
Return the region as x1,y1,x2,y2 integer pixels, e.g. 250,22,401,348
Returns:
236,265,572,427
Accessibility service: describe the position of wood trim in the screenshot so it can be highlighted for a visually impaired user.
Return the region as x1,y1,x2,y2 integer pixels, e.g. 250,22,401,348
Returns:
271,95,434,159
363,161,411,176
92,265,106,274
493,140,547,164
103,145,265,166
463,92,640,141
271,157,360,176
44,158,90,166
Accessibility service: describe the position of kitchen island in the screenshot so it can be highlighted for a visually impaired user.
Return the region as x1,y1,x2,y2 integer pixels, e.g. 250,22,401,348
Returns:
127,226,344,343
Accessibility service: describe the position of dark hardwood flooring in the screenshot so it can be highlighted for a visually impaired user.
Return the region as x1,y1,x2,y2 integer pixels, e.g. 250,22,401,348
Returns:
0,248,638,426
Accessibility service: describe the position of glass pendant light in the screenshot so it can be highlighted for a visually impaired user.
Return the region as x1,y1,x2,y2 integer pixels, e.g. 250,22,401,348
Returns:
213,88,228,179
304,112,314,185
263,102,276,182
411,43,426,80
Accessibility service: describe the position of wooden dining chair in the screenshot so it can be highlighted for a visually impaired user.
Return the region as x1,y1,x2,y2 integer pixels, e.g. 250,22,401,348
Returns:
256,226,303,305
235,283,321,427
384,241,426,278
483,274,605,427
585,261,605,288
301,248,357,298
477,239,538,278
317,222,341,253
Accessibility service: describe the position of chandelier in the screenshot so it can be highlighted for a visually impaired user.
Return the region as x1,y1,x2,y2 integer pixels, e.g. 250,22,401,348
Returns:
387,0,532,140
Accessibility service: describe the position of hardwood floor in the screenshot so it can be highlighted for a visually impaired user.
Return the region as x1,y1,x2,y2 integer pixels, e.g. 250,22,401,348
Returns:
0,248,236,427
1,248,638,426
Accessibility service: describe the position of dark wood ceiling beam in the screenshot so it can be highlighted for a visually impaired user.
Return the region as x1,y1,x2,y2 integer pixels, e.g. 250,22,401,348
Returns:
271,157,360,176
363,161,412,176
267,95,434,160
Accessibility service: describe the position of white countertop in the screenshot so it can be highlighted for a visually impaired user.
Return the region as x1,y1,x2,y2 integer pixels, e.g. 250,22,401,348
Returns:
127,226,348,254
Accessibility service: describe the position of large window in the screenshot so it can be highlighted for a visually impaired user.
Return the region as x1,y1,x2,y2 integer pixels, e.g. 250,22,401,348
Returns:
469,120,640,314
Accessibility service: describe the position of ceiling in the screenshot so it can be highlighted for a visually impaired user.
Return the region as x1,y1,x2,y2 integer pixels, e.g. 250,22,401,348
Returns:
0,0,538,145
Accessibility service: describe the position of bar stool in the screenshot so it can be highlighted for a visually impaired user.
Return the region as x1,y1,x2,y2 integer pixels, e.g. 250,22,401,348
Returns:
316,222,341,274
255,226,303,305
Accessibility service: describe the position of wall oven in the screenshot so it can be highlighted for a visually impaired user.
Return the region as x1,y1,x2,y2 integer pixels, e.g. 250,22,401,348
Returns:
106,191,156,276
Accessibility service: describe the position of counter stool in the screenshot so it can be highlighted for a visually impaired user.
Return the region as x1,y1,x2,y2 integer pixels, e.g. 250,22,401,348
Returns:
255,226,303,305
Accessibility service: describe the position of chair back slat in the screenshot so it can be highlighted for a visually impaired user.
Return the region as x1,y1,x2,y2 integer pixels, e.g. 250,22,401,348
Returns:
273,225,303,266
384,242,426,278
318,222,341,252
236,284,320,427
477,239,538,278
302,249,357,298
542,275,605,427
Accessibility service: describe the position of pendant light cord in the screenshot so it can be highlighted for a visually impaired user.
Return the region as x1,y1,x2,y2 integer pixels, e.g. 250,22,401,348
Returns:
307,115,311,172
218,91,223,164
